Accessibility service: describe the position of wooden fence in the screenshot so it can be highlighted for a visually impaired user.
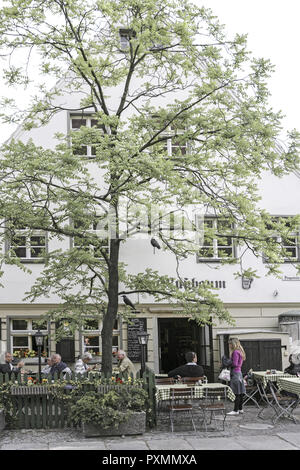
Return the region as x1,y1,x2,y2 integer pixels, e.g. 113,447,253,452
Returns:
0,368,156,430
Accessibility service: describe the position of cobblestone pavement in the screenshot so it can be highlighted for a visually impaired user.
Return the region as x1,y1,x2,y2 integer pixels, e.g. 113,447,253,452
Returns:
2,405,300,450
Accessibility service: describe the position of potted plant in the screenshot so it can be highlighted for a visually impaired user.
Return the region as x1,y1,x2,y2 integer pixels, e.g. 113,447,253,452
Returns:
13,349,47,364
70,384,148,437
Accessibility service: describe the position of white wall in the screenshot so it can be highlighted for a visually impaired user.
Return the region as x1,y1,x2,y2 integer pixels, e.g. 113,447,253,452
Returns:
2,81,300,307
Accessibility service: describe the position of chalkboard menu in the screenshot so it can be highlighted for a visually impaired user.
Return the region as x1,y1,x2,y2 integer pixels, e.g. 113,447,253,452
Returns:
127,317,148,363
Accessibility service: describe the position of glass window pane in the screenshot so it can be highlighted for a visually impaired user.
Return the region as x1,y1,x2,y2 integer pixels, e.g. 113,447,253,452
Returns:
283,247,297,258
84,335,100,354
85,320,99,330
218,248,233,257
11,235,26,246
91,119,101,128
13,336,29,347
30,236,45,246
12,247,27,257
71,119,86,128
12,320,28,330
32,320,48,330
30,247,44,258
198,248,214,257
73,145,88,156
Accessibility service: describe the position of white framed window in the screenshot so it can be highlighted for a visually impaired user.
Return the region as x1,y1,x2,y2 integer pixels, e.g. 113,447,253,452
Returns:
82,318,120,357
161,125,187,157
151,116,187,157
72,216,109,259
119,28,135,50
264,217,299,262
9,318,49,359
70,114,101,158
9,227,47,262
197,217,234,261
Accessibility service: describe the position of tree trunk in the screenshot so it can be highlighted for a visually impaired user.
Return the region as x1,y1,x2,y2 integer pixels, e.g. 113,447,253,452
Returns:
101,235,120,374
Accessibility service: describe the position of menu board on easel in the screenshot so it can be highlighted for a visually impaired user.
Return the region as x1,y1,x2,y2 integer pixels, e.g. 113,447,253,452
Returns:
127,317,148,363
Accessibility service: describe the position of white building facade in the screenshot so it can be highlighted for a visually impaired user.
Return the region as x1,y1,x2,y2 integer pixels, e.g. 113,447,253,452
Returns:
1,80,300,381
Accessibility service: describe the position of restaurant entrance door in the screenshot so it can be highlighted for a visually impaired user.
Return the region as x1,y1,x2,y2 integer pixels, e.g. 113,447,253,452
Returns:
158,318,213,381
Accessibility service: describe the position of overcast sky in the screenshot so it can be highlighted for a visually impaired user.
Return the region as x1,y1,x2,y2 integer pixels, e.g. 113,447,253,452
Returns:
0,0,299,144
199,0,300,137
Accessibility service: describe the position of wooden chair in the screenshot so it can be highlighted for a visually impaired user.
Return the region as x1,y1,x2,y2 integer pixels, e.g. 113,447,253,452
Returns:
155,377,175,385
198,387,227,432
168,387,196,432
182,376,205,385
155,377,175,415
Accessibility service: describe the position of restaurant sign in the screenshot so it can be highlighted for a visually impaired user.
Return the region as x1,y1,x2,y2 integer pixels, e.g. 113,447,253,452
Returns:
174,278,226,289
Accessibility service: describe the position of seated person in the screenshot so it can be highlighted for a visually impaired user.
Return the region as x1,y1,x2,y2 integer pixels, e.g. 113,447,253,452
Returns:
49,353,71,378
75,352,96,374
117,350,137,378
41,357,53,376
167,351,204,378
0,352,24,375
284,354,300,376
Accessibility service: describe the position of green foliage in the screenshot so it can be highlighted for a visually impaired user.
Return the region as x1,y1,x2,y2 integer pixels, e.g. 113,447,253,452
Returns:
0,0,299,371
69,386,148,427
0,375,149,429
70,391,130,428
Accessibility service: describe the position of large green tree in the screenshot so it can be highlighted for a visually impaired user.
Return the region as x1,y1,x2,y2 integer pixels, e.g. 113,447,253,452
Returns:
0,0,299,372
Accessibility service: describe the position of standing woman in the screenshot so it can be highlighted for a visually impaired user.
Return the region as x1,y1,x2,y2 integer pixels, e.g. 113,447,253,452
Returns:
227,338,246,416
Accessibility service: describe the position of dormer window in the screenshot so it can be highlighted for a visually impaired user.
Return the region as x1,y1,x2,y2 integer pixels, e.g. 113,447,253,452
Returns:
119,28,136,50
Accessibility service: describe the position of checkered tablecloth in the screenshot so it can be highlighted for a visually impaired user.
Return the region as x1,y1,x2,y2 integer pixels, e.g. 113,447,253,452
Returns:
155,383,235,403
277,377,300,397
252,371,293,388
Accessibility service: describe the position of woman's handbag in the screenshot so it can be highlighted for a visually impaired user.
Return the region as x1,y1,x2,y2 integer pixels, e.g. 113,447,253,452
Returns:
218,368,231,381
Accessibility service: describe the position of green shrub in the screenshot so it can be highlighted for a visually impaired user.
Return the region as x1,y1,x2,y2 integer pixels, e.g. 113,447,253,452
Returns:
70,386,148,428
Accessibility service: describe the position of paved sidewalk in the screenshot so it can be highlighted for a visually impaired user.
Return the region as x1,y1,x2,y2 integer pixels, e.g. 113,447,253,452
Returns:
1,405,300,451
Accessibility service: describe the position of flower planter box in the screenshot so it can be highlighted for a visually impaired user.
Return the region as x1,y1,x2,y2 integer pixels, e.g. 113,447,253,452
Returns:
82,411,146,437
23,358,46,364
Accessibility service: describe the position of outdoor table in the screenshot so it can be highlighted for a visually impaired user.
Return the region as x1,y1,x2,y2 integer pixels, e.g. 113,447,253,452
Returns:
252,371,293,389
155,382,235,404
252,371,296,422
268,377,300,424
277,377,300,397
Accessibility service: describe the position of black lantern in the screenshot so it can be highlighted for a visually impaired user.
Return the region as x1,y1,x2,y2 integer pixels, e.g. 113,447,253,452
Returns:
137,331,149,377
34,329,44,382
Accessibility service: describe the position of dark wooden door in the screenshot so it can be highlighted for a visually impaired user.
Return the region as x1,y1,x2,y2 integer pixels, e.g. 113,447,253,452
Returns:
241,339,282,373
56,338,75,364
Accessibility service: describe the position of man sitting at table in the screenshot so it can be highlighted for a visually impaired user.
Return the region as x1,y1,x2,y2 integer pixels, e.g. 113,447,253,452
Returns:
49,353,71,378
167,351,204,379
0,352,24,375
